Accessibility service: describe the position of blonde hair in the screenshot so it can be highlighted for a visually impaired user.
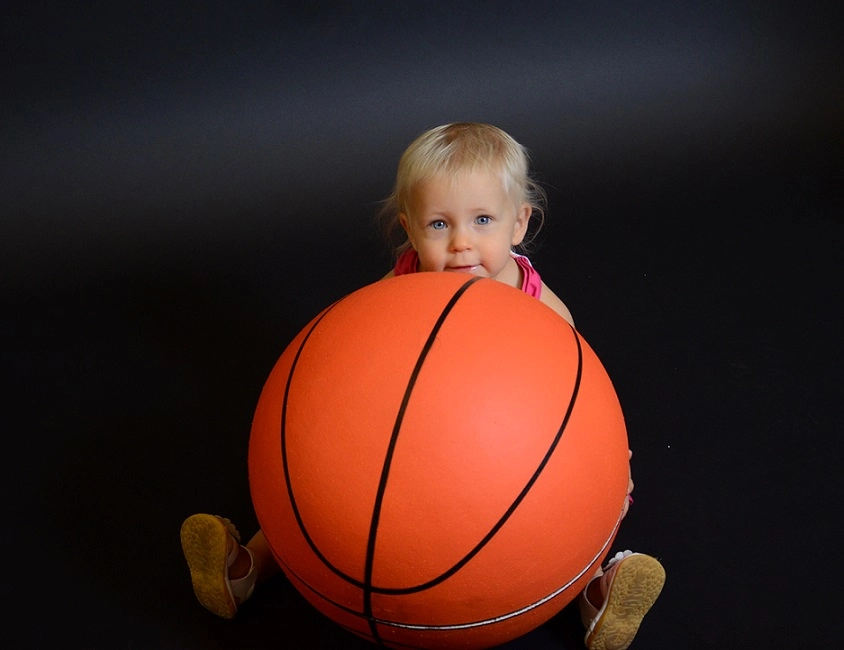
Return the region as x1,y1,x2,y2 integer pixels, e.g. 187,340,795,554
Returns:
378,123,547,258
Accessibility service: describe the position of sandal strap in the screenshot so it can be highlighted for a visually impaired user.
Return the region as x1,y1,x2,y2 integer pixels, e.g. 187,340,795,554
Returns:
578,550,635,629
226,546,257,605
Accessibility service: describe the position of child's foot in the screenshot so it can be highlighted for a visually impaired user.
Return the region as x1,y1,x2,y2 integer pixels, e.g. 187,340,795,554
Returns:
180,514,257,619
579,550,665,650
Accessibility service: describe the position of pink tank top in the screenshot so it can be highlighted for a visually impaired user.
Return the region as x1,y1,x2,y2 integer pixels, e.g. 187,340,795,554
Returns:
393,249,542,299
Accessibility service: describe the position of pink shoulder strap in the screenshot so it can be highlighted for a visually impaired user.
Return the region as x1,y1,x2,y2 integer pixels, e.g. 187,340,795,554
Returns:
513,254,543,298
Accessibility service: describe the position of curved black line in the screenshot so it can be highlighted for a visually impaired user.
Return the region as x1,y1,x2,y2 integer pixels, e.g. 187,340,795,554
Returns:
271,551,432,650
280,297,370,589
367,323,584,597
363,276,483,643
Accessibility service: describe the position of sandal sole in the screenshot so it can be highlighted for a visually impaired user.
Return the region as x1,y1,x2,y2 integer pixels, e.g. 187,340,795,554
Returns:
586,554,665,650
180,514,237,619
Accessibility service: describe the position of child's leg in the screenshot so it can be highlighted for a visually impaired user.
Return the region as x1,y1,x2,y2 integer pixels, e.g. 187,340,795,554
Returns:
238,528,281,584
622,449,634,519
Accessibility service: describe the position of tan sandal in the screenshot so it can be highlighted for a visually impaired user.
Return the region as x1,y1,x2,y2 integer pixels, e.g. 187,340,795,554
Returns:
579,551,665,650
180,514,257,619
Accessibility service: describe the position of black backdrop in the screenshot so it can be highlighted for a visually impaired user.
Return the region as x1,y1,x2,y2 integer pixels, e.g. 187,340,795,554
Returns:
4,2,842,647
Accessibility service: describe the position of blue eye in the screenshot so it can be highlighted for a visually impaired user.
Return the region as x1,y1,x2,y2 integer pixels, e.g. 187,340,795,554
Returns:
430,220,447,230
476,215,492,225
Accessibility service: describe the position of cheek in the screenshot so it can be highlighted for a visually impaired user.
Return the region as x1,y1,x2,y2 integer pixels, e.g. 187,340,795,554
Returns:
416,244,438,261
415,243,447,269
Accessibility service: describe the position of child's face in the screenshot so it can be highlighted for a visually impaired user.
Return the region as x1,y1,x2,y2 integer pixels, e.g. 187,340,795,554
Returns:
400,169,530,281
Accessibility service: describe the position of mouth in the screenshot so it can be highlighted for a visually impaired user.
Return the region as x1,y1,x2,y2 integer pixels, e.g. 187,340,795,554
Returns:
445,265,480,273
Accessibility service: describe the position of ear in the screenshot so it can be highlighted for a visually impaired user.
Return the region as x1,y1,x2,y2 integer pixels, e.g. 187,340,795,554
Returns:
511,203,531,246
399,212,417,249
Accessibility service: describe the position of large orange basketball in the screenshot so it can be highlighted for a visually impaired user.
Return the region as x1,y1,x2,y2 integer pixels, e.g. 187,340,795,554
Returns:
248,272,629,649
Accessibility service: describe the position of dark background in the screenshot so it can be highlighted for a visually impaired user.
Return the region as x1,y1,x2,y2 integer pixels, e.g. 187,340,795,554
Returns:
3,1,842,647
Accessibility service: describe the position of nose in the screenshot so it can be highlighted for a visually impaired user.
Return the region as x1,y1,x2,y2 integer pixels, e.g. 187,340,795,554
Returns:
449,227,472,252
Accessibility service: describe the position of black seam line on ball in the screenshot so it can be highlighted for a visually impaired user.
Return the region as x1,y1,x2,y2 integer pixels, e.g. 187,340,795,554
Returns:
367,323,583,599
363,276,483,642
375,500,617,633
280,298,371,586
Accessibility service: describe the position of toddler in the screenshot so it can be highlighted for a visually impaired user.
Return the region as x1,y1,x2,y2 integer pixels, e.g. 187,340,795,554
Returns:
181,122,665,650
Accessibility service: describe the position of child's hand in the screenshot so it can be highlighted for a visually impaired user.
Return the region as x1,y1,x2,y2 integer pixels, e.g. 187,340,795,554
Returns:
622,449,634,519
